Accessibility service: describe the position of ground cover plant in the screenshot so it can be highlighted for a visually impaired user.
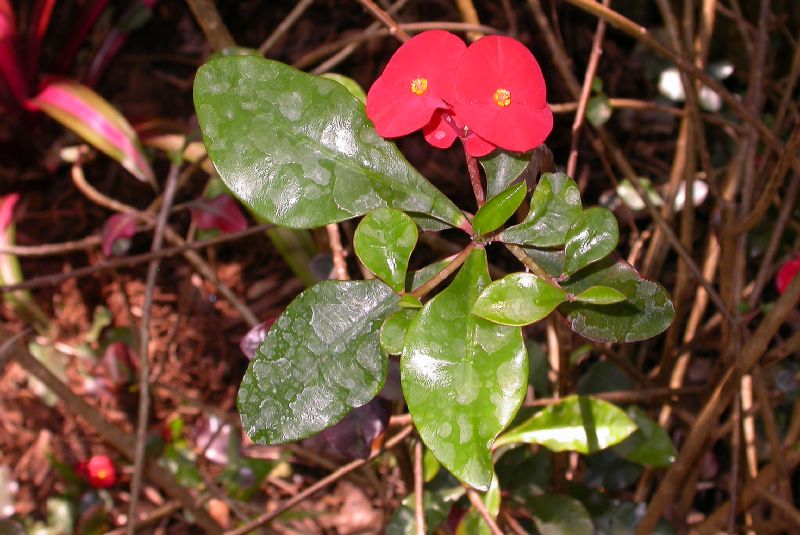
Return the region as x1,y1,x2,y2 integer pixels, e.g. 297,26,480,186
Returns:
1,1,800,534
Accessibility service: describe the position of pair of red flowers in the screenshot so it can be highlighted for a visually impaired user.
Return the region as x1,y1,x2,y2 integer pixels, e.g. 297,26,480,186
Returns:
366,31,553,157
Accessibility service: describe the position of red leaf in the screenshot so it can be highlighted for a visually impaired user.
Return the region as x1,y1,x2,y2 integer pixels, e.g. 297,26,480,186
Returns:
0,192,19,231
190,194,248,234
776,255,800,295
101,212,137,257
28,79,155,182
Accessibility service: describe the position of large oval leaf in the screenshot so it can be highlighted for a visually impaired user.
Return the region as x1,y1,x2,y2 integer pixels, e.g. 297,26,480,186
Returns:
472,181,527,237
354,208,417,292
402,250,527,490
563,207,619,275
472,272,566,326
501,173,582,247
495,395,637,453
559,257,674,343
238,280,399,444
480,150,531,200
194,56,466,230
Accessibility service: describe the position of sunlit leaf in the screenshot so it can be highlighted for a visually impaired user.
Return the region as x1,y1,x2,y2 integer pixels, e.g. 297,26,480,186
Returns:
194,56,466,230
472,272,566,326
501,173,582,247
402,250,527,490
29,79,154,182
612,408,676,468
238,280,399,444
354,208,417,292
322,72,367,103
616,178,663,211
571,285,627,305
380,309,417,355
495,395,637,453
560,257,674,343
563,207,618,275
472,181,527,236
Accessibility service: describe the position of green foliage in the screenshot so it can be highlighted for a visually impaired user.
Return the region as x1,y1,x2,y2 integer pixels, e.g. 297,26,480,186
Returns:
528,494,594,535
472,272,566,326
238,280,399,444
472,181,527,236
354,208,418,292
194,56,466,230
479,150,531,199
563,207,619,275
402,250,527,490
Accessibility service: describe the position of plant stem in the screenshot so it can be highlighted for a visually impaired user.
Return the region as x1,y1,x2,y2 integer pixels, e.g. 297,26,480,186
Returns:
411,242,476,300
503,243,561,287
464,149,486,208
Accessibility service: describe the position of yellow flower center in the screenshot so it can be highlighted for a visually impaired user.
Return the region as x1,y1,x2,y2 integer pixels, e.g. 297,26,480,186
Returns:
493,88,511,107
96,469,108,480
410,77,429,96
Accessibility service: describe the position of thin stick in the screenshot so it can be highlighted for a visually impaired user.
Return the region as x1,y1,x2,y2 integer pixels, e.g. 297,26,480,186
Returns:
2,330,222,532
326,223,350,281
465,149,486,207
413,439,425,535
225,425,415,535
0,234,101,256
522,386,701,407
455,0,483,41
566,0,608,178
184,0,235,50
354,0,410,41
128,163,180,534
0,224,273,293
466,489,503,535
258,0,315,55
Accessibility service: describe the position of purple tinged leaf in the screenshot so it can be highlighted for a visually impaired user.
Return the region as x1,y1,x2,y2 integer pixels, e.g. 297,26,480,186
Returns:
239,318,276,360
190,194,248,234
101,213,137,257
192,414,232,465
0,0,29,103
28,79,155,182
302,398,390,462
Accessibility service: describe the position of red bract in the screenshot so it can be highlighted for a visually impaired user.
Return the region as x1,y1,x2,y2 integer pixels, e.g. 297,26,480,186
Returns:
776,255,800,295
77,455,117,488
366,30,465,138
453,36,553,153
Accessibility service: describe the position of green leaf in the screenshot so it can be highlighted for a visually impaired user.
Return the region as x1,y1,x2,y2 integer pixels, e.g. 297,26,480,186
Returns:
457,472,500,535
563,207,619,275
402,250,527,490
380,309,418,355
423,447,441,482
577,360,633,395
501,173,582,247
354,208,418,292
521,246,566,278
386,488,460,535
406,259,449,292
194,56,466,230
617,177,664,211
479,150,531,199
321,73,367,103
399,294,423,309
592,500,676,535
238,280,399,444
612,408,677,468
472,272,567,326
586,94,612,126
559,257,674,343
528,494,593,535
572,285,627,304
472,182,527,236
495,395,637,453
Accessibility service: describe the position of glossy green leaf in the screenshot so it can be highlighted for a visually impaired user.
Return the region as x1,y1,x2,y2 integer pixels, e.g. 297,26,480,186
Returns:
586,94,612,126
501,173,582,247
386,487,462,535
423,447,441,482
472,182,527,236
194,56,466,230
563,207,619,275
612,408,677,468
406,259,449,292
457,472,500,535
238,280,399,444
354,208,418,292
559,257,674,343
402,250,527,490
480,150,531,199
495,395,637,453
380,309,417,355
399,294,423,309
472,272,567,326
528,494,593,535
521,246,566,278
321,73,367,103
572,285,627,305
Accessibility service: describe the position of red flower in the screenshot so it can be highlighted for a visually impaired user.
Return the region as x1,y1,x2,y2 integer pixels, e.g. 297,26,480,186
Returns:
453,36,553,153
422,111,496,156
366,31,465,138
77,455,117,488
776,255,800,295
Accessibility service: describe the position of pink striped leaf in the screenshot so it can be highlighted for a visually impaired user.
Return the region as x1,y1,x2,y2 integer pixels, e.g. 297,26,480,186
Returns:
28,79,154,182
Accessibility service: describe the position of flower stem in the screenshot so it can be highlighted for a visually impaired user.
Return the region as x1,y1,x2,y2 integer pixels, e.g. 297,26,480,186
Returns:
411,242,476,299
504,243,563,289
464,149,486,208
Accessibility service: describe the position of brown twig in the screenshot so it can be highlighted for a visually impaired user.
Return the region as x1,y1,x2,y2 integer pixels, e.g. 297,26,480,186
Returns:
566,0,608,178
225,425,415,535
184,0,235,51
465,149,486,207
413,439,425,535
355,0,410,41
466,488,503,535
326,223,350,281
258,0,315,55
2,330,222,532
128,162,180,534
411,243,476,300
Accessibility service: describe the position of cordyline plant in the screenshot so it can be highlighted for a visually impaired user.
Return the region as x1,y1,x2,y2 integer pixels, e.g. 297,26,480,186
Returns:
193,30,675,511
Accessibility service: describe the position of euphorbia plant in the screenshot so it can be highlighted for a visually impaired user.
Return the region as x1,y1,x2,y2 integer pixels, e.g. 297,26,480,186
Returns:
193,29,674,503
